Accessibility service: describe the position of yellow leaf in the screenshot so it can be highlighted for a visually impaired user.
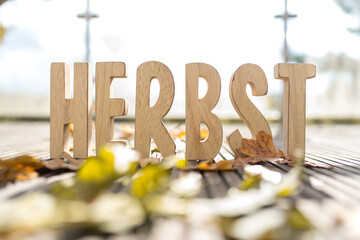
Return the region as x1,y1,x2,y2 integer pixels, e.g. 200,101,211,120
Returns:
77,145,117,183
175,158,188,170
69,123,74,136
177,131,186,139
77,157,109,182
196,160,235,171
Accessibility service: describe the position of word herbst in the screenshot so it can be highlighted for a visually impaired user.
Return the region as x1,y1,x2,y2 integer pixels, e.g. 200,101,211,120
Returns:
50,61,316,161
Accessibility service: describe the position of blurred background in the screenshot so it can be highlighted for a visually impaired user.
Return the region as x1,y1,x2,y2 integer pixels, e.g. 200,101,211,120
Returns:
0,0,360,121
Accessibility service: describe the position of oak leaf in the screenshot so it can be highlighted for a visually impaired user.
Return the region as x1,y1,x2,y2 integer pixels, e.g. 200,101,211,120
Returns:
233,131,293,167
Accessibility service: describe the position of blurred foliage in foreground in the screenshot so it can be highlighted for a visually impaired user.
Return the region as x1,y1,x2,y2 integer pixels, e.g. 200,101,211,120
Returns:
0,143,359,240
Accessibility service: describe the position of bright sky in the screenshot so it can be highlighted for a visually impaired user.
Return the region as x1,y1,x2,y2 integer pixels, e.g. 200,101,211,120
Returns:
0,0,358,117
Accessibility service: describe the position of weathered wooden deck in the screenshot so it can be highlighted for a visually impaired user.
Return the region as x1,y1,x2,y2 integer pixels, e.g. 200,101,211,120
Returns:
1,121,360,239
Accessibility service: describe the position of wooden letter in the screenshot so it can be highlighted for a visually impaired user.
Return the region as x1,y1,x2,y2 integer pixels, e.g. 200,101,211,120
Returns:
134,61,176,159
50,62,92,159
186,63,223,160
95,62,128,150
274,63,316,159
227,64,271,156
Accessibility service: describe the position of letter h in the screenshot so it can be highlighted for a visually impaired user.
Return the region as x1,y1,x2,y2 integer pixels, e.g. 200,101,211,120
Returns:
50,63,92,159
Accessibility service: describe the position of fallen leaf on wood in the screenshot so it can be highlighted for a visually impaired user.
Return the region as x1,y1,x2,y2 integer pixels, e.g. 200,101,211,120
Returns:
233,131,293,167
42,152,84,171
138,157,161,168
196,159,236,171
304,160,332,169
233,131,331,169
0,156,43,182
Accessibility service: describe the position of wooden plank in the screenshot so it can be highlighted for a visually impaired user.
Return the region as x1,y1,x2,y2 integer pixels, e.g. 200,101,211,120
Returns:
306,153,360,174
197,172,210,199
217,146,243,188
2,122,360,207
262,162,330,200
307,150,360,167
202,171,228,198
219,171,242,188
274,163,360,205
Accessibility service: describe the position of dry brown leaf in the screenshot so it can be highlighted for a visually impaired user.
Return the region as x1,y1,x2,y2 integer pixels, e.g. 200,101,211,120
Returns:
41,152,84,171
234,131,293,167
0,153,85,182
0,156,43,182
304,160,332,169
0,165,39,182
233,131,331,169
196,160,236,171
138,157,161,168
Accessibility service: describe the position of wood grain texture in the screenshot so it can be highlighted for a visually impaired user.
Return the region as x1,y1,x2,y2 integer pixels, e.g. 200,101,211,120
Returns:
95,62,128,151
186,63,223,160
50,63,92,159
227,64,271,156
134,61,175,159
274,63,316,159
73,63,93,158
